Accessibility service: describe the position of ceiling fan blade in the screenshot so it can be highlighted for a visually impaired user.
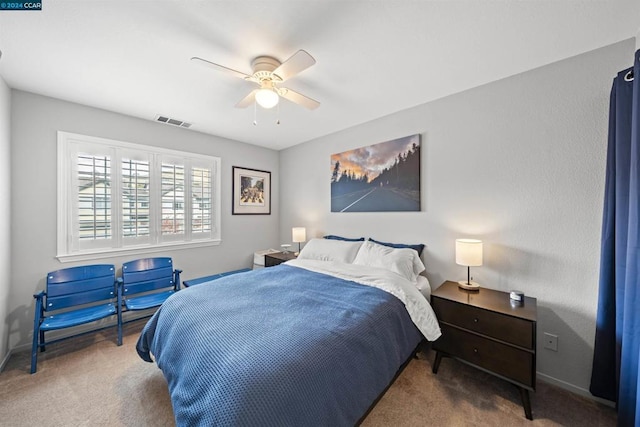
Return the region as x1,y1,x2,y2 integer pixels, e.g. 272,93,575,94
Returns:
235,89,258,108
279,88,320,110
191,57,254,81
272,50,316,82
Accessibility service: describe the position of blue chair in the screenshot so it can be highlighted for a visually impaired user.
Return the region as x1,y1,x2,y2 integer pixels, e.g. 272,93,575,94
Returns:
31,264,120,374
118,257,181,333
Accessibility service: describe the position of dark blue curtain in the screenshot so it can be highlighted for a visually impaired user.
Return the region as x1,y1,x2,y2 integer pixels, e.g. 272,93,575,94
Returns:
590,49,640,426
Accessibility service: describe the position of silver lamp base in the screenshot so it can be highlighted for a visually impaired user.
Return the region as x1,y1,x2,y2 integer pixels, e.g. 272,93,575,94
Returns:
458,280,480,290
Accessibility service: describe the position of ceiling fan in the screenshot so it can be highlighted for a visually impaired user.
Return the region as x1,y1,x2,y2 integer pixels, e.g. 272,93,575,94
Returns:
191,50,320,111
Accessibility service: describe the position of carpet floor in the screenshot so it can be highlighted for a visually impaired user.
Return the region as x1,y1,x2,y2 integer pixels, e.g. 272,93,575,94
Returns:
0,319,616,426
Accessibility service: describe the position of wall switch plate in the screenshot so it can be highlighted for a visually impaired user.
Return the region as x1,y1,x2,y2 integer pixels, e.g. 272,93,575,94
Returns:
544,332,558,351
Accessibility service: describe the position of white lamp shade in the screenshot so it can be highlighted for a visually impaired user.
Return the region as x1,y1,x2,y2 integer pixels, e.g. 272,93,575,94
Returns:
455,239,483,267
255,88,279,109
292,227,306,243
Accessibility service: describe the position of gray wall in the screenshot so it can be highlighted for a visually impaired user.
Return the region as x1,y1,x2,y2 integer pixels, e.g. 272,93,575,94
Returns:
7,91,279,350
279,39,635,395
0,76,10,366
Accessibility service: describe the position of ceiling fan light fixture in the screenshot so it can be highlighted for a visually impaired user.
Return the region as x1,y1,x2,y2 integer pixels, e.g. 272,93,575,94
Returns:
192,50,319,111
255,88,279,109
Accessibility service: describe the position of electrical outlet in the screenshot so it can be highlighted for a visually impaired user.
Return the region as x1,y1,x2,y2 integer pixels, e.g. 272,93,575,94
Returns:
544,332,558,351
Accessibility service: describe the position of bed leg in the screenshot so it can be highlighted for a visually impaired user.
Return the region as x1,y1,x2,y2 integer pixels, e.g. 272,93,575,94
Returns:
414,338,427,359
413,346,421,359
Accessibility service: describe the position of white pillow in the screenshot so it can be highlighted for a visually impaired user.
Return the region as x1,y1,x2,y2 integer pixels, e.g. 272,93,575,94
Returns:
297,238,363,263
353,240,426,282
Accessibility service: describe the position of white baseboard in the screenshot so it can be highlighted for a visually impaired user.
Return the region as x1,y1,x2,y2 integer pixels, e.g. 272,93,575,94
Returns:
0,348,12,372
8,341,31,353
537,372,615,408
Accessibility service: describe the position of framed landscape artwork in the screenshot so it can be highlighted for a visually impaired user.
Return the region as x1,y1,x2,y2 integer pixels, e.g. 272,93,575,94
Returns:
330,134,421,212
232,166,271,215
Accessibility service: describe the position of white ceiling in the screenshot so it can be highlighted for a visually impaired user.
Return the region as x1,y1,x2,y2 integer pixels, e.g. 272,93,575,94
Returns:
0,1,638,150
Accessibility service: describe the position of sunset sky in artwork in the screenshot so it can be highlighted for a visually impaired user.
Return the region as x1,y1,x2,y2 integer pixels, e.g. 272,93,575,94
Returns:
330,134,420,182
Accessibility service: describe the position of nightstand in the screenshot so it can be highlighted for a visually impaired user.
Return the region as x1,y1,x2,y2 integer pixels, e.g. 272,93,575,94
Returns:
264,251,297,267
431,281,537,420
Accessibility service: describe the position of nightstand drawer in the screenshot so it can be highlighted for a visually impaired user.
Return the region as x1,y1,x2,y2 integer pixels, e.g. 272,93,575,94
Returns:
432,297,534,349
435,324,534,387
264,255,281,267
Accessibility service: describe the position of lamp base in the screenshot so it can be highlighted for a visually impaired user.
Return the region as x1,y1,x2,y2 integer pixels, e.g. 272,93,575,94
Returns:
458,280,480,290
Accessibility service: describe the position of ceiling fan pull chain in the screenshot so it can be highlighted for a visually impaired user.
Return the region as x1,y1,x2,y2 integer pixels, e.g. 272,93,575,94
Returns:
253,101,257,126
276,102,280,125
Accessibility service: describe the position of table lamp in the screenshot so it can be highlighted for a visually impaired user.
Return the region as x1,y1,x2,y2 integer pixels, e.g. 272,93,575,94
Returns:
456,238,483,290
292,227,306,255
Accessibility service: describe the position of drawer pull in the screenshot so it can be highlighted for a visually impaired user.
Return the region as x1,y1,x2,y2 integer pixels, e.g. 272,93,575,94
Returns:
473,348,478,353
474,318,479,323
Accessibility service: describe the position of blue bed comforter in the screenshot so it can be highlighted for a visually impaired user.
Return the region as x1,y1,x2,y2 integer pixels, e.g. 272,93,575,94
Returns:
137,264,422,426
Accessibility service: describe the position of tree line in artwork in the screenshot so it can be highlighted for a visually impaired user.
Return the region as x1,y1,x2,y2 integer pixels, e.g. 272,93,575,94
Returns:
331,142,420,196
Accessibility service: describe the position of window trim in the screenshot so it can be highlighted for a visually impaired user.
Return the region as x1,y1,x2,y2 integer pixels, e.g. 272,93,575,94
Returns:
57,131,221,263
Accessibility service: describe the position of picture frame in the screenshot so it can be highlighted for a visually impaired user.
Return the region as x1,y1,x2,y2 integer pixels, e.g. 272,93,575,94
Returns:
330,134,421,212
232,166,271,215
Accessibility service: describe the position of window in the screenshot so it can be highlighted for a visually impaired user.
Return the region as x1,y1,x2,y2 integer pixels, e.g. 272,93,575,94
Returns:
122,158,150,239
57,132,221,262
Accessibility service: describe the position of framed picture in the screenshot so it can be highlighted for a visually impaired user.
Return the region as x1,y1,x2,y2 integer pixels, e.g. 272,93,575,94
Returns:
232,166,271,215
330,134,421,212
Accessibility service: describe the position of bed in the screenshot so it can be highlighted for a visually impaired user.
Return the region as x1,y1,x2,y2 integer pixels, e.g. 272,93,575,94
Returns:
136,238,441,426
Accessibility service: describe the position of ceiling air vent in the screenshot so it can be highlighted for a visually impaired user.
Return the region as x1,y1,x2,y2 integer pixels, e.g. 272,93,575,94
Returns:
155,115,192,129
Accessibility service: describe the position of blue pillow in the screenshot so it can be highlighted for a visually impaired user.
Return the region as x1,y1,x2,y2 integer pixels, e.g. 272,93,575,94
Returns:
323,235,365,242
369,238,425,256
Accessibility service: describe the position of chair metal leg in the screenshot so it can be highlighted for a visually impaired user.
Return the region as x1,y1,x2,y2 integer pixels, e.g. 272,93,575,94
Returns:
31,327,41,374
117,313,123,346
30,330,38,374
40,330,45,352
31,295,44,374
116,283,123,346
